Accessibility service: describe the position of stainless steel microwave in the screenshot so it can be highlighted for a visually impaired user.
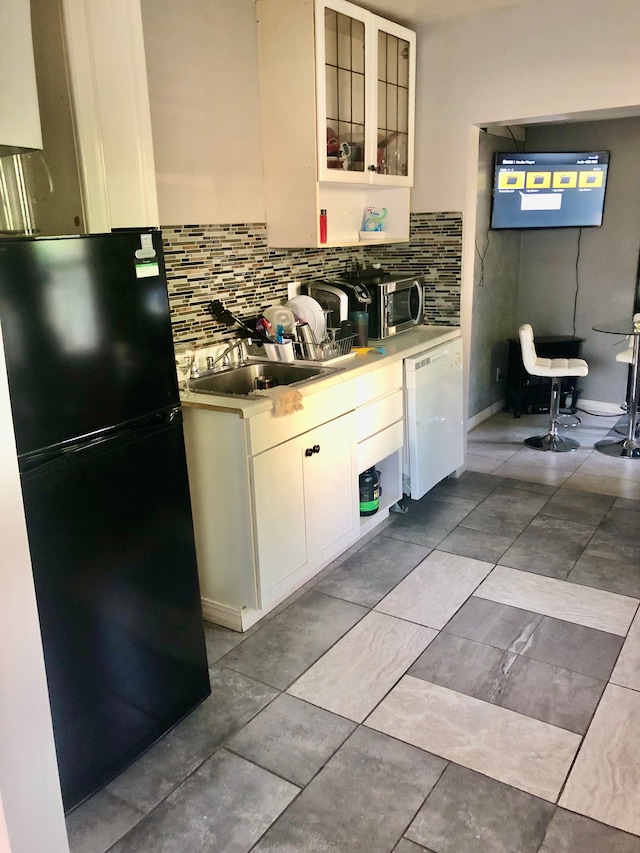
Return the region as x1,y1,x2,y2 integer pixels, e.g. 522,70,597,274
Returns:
306,270,424,339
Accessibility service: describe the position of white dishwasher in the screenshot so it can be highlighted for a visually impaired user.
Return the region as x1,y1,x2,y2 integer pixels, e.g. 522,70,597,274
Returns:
403,336,464,500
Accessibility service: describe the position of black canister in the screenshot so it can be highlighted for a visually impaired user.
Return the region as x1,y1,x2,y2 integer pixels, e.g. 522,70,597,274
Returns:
359,467,380,516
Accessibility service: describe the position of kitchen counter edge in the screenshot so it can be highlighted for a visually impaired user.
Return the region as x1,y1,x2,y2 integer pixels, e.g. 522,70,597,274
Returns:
179,325,461,417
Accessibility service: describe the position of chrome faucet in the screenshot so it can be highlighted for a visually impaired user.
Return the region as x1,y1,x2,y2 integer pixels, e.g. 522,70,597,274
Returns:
205,338,247,372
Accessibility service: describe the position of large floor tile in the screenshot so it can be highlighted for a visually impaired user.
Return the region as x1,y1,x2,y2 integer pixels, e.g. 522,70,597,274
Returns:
574,450,640,482
436,525,514,563
476,565,638,636
375,550,494,630
443,596,542,652
585,506,640,565
314,536,429,607
498,515,596,579
464,453,503,473
488,460,571,488
66,788,144,853
521,615,624,681
408,631,516,703
227,693,355,787
383,494,478,548
253,727,446,853
427,470,503,502
494,655,605,734
560,684,640,836
219,591,367,690
615,496,640,512
539,808,640,852
365,676,580,801
499,476,558,495
466,436,520,462
394,839,434,852
563,470,640,500
106,667,278,813
611,610,640,691
110,750,298,853
459,485,550,538
405,763,554,853
204,622,245,665
567,552,640,598
287,611,436,722
539,486,615,526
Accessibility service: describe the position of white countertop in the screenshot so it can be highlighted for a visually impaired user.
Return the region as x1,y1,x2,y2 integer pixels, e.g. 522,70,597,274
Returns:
180,325,461,418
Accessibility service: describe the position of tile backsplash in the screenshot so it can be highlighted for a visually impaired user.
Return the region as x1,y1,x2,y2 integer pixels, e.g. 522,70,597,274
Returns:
162,212,462,346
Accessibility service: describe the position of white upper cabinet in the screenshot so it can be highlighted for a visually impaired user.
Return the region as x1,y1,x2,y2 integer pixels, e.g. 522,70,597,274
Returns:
316,0,415,187
257,0,416,248
0,0,42,156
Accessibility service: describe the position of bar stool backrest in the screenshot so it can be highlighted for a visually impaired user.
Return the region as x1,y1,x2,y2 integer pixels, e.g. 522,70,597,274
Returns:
519,323,539,376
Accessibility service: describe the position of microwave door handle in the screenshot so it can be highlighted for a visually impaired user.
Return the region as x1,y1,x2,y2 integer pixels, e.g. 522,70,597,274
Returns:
410,281,423,325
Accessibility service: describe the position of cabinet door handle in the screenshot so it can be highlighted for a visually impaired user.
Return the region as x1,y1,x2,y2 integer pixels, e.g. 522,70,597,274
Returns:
368,164,378,172
305,445,321,457
313,444,320,454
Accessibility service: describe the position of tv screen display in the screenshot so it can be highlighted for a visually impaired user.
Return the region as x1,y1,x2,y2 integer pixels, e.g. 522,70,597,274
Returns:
490,151,610,230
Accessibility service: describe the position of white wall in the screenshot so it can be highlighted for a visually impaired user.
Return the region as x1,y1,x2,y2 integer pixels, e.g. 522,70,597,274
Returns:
0,330,68,852
141,0,265,226
413,0,640,213
413,0,640,415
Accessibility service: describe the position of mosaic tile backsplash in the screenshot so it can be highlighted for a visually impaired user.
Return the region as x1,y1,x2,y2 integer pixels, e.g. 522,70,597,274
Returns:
162,212,462,346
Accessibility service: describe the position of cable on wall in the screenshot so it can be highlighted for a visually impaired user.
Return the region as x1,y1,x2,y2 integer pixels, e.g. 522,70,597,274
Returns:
571,228,583,336
506,125,521,153
475,233,490,288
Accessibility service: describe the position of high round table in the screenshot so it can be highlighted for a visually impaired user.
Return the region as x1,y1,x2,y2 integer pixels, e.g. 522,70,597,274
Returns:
593,319,640,458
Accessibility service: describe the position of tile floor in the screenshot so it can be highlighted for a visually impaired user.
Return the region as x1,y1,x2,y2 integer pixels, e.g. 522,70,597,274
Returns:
66,410,640,852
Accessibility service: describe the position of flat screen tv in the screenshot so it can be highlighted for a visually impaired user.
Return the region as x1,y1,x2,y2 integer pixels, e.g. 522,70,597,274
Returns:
490,151,610,230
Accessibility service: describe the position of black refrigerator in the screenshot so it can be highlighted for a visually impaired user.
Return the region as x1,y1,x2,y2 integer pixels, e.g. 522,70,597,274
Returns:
0,230,210,812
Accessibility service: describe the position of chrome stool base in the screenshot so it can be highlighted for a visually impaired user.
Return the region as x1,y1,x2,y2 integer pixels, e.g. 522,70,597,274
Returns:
557,413,581,428
525,434,580,453
595,437,640,458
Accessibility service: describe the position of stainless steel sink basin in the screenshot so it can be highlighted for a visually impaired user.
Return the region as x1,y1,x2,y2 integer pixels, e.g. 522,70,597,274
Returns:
188,361,337,397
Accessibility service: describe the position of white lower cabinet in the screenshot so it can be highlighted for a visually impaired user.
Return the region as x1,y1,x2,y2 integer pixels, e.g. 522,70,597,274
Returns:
252,413,358,606
182,354,422,632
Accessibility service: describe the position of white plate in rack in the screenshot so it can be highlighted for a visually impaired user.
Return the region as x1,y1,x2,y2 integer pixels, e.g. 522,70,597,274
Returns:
286,295,326,341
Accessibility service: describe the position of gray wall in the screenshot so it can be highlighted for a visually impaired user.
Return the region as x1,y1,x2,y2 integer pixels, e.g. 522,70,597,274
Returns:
469,130,521,418
518,118,640,405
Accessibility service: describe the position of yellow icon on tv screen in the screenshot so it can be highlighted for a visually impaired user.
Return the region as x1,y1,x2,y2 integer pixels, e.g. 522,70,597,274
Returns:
552,171,577,189
579,171,603,188
526,172,551,189
498,171,525,190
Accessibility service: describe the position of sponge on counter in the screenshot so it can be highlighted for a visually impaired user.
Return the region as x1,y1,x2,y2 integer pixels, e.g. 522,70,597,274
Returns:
354,346,386,355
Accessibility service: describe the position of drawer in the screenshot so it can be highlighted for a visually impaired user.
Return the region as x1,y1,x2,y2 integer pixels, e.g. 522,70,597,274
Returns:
357,419,403,473
355,361,402,407
356,389,403,443
248,378,355,455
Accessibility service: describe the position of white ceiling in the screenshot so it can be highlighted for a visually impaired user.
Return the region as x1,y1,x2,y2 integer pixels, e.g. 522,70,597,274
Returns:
356,0,539,28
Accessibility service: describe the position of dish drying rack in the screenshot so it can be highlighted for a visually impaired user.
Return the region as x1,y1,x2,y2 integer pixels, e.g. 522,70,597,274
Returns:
296,334,356,364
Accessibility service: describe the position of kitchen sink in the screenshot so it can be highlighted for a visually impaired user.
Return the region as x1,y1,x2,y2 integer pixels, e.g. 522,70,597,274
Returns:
188,361,338,397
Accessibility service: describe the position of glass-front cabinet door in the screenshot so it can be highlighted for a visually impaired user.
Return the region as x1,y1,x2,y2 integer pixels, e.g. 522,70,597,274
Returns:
316,0,415,186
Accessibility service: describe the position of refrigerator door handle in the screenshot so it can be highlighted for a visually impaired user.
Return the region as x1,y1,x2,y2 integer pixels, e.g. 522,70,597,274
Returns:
19,408,183,477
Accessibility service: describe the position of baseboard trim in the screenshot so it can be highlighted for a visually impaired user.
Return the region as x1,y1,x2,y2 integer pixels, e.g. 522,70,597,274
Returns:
467,399,505,431
578,398,623,416
201,598,246,632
